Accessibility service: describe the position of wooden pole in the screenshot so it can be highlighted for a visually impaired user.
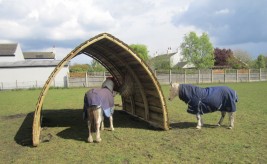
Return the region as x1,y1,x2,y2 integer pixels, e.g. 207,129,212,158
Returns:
259,68,262,81
184,69,186,84
85,72,88,87
198,69,200,84
248,69,251,82
213,69,215,83
224,69,226,83
169,69,172,84
236,69,238,82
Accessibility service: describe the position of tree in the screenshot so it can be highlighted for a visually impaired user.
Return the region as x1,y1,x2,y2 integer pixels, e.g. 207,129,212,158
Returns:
129,44,149,61
233,49,252,67
254,54,266,68
180,32,214,69
89,59,106,72
214,48,233,67
152,55,172,70
69,64,90,72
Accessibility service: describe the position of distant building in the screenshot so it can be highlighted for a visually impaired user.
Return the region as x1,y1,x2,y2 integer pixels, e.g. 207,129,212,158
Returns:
151,47,195,69
0,43,24,62
0,43,69,90
23,52,56,60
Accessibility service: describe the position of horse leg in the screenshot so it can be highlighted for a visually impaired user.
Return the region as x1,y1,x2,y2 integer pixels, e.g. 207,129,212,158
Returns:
109,115,114,131
100,109,104,131
87,107,93,143
217,111,226,126
228,112,235,129
94,107,102,143
196,113,202,129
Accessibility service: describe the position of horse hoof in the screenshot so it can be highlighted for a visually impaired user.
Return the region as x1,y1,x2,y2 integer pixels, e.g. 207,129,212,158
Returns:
228,126,233,129
88,138,93,143
111,128,115,131
196,126,201,129
217,124,221,127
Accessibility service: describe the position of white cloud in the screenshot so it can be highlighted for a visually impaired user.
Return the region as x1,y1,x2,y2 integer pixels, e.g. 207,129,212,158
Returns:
215,9,230,15
0,0,266,64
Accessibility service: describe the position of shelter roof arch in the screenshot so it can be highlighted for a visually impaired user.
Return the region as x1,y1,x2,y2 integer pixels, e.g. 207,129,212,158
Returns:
32,33,169,146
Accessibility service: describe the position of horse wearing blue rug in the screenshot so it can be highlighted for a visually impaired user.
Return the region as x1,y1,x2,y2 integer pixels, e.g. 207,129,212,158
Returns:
169,83,238,129
83,78,115,143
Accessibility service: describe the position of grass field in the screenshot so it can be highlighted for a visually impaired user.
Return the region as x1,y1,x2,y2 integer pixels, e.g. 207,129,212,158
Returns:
0,82,267,163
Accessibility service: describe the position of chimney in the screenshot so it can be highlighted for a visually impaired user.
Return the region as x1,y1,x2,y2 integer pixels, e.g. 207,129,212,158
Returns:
167,47,172,54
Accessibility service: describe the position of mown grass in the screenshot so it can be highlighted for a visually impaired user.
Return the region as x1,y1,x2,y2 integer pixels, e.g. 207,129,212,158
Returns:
0,82,267,163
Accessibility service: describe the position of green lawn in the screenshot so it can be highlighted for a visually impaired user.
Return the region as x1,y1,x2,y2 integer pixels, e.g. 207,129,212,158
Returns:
0,82,266,163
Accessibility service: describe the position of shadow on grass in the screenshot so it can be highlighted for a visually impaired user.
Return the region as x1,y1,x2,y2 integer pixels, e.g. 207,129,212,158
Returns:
14,109,155,146
13,112,34,147
170,122,218,129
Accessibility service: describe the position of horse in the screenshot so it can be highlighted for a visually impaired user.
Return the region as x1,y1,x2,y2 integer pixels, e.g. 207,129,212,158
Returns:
168,83,238,129
83,78,115,143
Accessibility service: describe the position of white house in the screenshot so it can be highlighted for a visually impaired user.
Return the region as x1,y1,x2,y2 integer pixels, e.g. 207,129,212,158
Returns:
0,43,69,90
152,47,195,69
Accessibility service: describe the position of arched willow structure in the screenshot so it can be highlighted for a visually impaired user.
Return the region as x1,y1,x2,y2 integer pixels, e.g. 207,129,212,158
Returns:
32,33,169,146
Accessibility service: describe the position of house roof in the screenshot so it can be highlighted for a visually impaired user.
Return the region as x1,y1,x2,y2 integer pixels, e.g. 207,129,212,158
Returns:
174,61,195,68
0,60,68,68
23,52,55,59
0,43,17,56
175,62,188,68
152,52,176,60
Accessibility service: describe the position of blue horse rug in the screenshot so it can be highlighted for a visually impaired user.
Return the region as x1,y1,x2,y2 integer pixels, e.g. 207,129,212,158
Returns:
178,84,238,115
83,88,114,119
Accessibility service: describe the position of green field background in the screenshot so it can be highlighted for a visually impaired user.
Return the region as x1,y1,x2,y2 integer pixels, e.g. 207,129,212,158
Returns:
0,82,266,163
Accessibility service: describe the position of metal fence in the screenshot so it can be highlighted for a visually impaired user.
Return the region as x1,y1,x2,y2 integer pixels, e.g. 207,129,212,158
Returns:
1,69,267,90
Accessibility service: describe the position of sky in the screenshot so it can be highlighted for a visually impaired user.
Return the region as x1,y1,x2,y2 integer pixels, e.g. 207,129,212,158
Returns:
0,0,266,64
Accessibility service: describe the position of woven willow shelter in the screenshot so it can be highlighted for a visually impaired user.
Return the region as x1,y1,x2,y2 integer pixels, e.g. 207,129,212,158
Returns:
32,33,169,146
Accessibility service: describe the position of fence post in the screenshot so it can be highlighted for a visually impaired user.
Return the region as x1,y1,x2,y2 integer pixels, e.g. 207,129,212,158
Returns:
65,74,69,88
184,69,186,84
169,69,172,83
211,69,213,83
236,69,238,83
198,69,200,84
259,68,262,81
68,73,70,88
224,69,226,83
85,72,88,87
103,71,106,81
248,69,251,82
